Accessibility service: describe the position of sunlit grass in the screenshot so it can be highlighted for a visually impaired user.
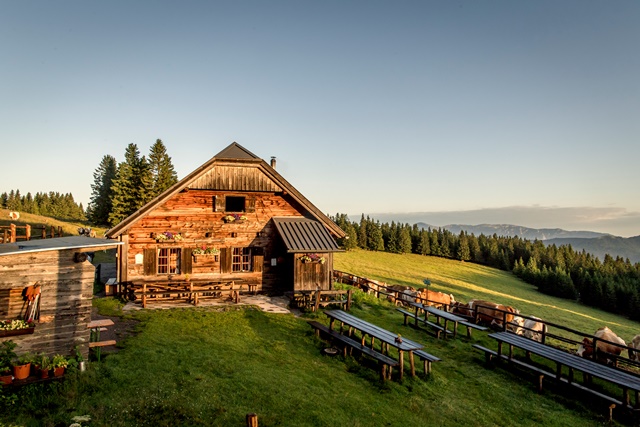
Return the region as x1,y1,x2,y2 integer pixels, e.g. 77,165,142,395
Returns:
2,249,638,426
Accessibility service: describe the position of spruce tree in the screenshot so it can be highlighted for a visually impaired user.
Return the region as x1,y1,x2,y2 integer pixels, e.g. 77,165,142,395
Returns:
148,139,178,197
109,144,152,226
87,155,117,226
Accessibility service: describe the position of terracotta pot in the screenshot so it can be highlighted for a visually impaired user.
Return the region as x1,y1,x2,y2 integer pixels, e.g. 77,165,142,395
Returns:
0,374,12,385
13,363,30,380
53,367,65,377
38,367,49,379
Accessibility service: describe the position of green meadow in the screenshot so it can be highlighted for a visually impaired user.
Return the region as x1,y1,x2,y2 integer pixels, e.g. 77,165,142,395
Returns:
1,249,637,426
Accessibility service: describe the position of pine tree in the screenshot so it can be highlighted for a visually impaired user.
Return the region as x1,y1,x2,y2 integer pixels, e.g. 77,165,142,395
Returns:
398,225,412,254
148,139,178,197
456,231,471,261
109,144,152,226
87,155,117,226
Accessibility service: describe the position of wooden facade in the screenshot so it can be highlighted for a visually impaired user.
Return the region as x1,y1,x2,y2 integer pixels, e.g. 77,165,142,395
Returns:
107,143,345,294
0,237,122,358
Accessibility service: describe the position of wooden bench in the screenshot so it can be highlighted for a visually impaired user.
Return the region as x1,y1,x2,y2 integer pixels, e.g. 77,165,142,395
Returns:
459,320,489,337
396,308,452,339
413,349,441,376
308,321,399,380
472,343,625,421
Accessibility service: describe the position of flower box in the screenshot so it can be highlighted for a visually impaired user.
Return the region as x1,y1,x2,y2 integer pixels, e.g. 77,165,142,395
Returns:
223,214,248,223
0,319,36,337
0,327,35,338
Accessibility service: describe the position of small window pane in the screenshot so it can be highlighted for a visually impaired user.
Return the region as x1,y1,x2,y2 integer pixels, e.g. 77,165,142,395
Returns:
226,196,245,212
232,247,252,272
157,248,181,274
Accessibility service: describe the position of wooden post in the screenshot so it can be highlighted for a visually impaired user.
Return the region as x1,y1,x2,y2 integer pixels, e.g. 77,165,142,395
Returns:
10,224,16,243
142,284,147,308
346,289,352,311
314,290,321,312
25,224,31,240
246,413,258,427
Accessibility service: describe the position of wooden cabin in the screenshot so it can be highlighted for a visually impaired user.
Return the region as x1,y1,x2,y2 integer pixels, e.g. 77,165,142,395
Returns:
0,236,122,358
106,142,345,295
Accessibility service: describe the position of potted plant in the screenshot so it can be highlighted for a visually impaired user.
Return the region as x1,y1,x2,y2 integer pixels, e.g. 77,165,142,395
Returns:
0,340,16,385
33,353,51,379
51,354,68,377
13,351,35,380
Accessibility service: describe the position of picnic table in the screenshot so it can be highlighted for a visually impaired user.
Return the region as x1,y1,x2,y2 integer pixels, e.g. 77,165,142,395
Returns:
324,309,425,379
405,302,488,339
477,331,640,413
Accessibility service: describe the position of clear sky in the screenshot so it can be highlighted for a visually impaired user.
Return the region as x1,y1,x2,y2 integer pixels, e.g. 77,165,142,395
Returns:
1,1,638,237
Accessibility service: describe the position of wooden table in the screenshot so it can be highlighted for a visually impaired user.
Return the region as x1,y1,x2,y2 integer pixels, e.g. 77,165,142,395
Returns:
410,302,467,338
87,319,116,361
324,309,423,379
488,331,640,409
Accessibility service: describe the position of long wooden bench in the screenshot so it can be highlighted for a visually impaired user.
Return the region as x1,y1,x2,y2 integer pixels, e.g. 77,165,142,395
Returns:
413,349,441,376
396,308,452,339
308,320,399,380
472,344,621,421
459,320,489,337
472,332,638,417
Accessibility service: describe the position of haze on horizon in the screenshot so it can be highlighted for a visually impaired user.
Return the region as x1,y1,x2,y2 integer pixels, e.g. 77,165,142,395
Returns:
1,1,638,238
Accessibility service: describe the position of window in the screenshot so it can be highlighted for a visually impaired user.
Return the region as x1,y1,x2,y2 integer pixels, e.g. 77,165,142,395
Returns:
157,248,181,274
225,196,245,212
232,247,252,272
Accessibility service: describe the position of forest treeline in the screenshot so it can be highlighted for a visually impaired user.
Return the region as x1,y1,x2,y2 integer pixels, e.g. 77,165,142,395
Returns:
331,213,640,321
0,190,85,221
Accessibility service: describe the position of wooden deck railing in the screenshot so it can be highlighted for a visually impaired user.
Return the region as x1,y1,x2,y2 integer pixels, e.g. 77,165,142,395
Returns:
0,224,63,243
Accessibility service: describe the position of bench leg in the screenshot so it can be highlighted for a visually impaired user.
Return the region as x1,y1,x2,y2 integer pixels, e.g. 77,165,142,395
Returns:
536,375,544,393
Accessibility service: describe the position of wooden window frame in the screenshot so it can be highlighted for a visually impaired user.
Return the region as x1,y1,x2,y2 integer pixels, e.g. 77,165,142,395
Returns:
157,247,182,275
232,247,252,272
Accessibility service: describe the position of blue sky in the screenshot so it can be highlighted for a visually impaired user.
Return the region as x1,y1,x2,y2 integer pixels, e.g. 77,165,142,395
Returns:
1,1,639,237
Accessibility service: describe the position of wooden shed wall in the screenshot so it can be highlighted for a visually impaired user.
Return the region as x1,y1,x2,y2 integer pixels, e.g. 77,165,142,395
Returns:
0,250,95,358
120,189,308,292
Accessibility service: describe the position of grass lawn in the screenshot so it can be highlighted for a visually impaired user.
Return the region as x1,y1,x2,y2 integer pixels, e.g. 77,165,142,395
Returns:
1,249,637,426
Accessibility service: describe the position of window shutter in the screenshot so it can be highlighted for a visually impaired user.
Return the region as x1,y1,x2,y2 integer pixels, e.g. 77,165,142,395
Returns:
220,247,232,273
253,254,264,272
214,195,225,212
182,248,193,274
143,249,156,276
246,197,256,213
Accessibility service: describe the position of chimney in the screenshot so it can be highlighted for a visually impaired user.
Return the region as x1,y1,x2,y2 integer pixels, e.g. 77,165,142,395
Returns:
270,156,276,169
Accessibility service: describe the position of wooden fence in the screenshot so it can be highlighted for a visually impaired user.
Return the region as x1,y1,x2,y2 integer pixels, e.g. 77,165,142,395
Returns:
0,223,63,243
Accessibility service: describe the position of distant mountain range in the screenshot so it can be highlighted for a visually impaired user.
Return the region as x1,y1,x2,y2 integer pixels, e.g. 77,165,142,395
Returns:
413,223,640,264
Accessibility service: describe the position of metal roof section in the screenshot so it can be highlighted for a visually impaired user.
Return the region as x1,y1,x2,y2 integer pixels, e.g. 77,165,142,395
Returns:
273,217,340,253
213,142,259,159
0,236,122,256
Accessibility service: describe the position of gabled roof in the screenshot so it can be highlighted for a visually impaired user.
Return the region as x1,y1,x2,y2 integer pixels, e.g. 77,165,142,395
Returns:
106,142,345,239
273,217,341,253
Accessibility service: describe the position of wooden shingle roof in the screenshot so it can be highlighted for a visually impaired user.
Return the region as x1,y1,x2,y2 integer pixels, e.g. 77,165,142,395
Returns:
273,217,341,253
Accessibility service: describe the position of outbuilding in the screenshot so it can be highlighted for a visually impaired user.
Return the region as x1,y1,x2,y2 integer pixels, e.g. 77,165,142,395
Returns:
0,236,123,358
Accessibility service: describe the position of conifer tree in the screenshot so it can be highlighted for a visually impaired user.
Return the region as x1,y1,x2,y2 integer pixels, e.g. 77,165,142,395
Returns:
109,144,152,226
87,155,117,226
456,231,471,261
148,139,178,197
398,225,412,254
